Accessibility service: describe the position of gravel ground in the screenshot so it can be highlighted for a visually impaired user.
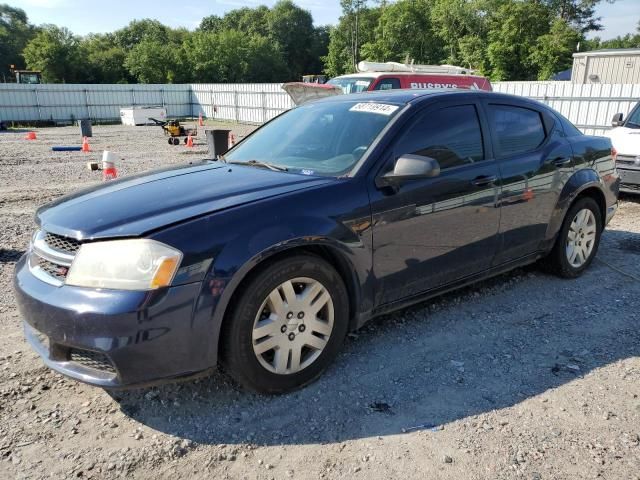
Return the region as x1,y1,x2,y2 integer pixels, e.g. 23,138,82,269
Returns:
1,124,639,480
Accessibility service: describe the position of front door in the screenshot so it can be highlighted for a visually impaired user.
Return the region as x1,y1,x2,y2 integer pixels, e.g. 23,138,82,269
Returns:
368,100,501,306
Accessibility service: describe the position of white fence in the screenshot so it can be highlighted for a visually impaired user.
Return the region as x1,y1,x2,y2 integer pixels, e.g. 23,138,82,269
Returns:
1,81,638,135
191,83,293,124
0,83,193,123
0,83,293,125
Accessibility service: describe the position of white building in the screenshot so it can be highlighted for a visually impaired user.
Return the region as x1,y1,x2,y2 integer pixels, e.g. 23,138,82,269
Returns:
572,48,640,84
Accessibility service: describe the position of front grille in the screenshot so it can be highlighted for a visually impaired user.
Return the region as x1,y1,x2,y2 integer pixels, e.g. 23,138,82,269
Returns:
29,230,80,285
69,348,116,375
621,182,640,191
44,232,80,255
37,256,69,280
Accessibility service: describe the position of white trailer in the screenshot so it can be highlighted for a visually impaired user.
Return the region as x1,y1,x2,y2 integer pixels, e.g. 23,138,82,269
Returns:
120,106,167,126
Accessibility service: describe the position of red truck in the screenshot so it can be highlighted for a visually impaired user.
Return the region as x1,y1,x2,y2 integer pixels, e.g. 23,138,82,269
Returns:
327,62,492,92
283,62,492,105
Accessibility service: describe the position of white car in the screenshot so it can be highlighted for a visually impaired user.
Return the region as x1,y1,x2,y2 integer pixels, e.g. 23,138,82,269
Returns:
607,103,640,194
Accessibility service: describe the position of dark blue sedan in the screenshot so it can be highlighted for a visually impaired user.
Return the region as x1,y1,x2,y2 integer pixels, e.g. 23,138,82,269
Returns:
14,90,619,393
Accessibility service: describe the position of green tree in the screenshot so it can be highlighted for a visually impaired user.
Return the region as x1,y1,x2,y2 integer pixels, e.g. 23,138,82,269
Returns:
116,20,189,83
487,1,551,80
530,19,582,79
266,0,316,79
338,0,370,70
223,6,270,37
430,0,493,68
324,4,381,76
199,14,223,33
114,19,169,49
308,26,331,74
79,33,129,83
124,38,178,83
0,4,36,80
184,29,287,83
542,0,608,33
458,34,490,74
361,0,443,65
22,25,81,83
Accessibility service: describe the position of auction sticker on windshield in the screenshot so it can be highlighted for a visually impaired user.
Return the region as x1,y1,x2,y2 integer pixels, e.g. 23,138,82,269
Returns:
349,103,399,116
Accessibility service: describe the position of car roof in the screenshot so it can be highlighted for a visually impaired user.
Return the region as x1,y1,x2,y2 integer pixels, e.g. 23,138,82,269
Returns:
311,88,457,105
311,88,480,105
312,89,545,109
332,72,487,79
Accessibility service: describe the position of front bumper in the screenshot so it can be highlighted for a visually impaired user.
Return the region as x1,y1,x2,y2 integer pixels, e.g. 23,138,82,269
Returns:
617,163,640,194
13,254,216,388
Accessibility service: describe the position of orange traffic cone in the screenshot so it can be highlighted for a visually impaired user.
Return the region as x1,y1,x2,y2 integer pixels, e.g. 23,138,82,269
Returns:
198,112,204,127
24,131,37,140
102,151,118,181
81,136,91,152
186,134,194,148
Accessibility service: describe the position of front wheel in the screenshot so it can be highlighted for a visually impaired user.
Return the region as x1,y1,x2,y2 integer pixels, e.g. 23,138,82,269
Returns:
221,255,349,394
542,196,602,278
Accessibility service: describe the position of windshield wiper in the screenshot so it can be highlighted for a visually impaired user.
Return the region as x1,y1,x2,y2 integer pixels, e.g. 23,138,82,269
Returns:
226,159,288,172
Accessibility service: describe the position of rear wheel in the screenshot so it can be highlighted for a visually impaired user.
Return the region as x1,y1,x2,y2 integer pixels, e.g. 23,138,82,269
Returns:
542,197,602,278
221,255,349,394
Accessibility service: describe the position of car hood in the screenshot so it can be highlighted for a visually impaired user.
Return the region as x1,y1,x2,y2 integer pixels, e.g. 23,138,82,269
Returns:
37,162,333,239
606,126,640,156
282,82,343,105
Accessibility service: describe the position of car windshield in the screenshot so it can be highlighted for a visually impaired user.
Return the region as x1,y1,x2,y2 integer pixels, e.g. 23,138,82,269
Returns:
327,77,373,94
626,104,640,128
224,100,402,176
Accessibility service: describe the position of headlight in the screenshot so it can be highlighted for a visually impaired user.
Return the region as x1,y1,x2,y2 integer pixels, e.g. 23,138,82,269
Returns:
65,239,182,290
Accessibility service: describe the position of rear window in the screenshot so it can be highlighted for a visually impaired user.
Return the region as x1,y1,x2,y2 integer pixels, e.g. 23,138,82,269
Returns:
554,112,582,137
488,105,546,156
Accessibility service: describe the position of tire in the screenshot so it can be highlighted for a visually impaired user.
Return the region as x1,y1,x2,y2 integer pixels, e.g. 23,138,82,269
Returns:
172,138,180,146
221,254,349,394
542,196,602,278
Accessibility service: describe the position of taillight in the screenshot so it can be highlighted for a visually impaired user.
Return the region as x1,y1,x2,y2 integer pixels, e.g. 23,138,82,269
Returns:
611,146,617,162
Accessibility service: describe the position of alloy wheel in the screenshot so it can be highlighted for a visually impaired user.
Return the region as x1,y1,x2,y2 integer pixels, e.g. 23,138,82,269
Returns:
252,277,334,375
566,208,597,268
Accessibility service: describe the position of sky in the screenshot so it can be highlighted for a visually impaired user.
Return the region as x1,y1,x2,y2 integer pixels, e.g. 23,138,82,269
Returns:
4,0,639,40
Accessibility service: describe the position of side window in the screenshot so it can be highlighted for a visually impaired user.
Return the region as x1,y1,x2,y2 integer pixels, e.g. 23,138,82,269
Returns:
488,104,546,156
395,105,485,170
374,78,401,90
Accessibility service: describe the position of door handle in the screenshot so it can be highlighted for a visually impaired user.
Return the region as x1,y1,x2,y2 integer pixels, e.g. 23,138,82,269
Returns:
552,157,572,167
471,175,497,187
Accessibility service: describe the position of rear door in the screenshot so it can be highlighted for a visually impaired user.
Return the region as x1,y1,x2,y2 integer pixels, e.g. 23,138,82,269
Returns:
368,98,501,305
482,101,575,264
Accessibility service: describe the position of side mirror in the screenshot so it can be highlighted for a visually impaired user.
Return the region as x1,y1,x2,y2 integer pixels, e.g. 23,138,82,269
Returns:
612,113,624,127
375,154,440,188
